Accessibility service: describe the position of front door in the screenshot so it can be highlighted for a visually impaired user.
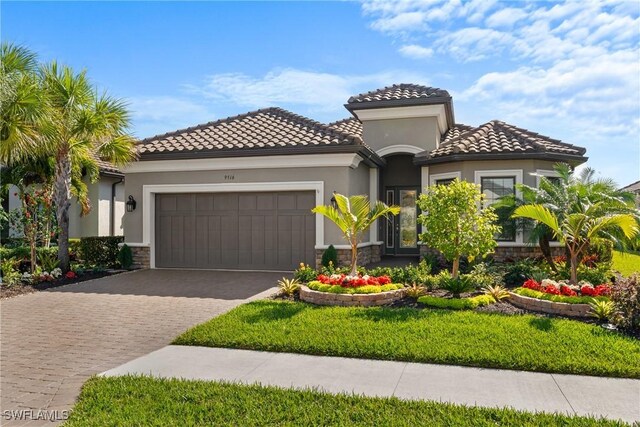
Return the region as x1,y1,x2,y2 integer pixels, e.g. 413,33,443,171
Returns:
384,187,419,256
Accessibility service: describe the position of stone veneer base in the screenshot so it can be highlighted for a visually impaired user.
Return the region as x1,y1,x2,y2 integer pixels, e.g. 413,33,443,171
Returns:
129,246,150,269
299,285,406,307
508,291,591,318
315,244,382,269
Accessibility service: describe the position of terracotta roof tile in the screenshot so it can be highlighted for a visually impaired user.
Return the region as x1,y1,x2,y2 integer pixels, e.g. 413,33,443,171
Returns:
137,107,362,156
327,118,363,143
425,120,586,160
348,84,450,104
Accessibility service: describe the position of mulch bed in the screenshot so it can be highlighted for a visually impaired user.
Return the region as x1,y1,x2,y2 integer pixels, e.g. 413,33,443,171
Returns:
0,270,126,299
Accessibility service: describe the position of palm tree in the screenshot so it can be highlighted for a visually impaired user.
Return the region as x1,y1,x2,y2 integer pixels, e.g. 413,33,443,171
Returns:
496,163,638,270
1,49,136,271
312,193,399,276
0,43,45,164
37,62,136,271
513,202,638,285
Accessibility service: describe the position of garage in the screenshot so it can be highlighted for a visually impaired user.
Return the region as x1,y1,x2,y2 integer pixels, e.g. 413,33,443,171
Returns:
154,191,316,270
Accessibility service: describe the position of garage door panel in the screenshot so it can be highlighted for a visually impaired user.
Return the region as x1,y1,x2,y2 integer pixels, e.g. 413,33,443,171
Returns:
156,191,315,270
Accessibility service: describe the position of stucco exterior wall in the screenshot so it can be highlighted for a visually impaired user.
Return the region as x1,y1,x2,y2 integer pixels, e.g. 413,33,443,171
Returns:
362,117,440,153
123,164,371,247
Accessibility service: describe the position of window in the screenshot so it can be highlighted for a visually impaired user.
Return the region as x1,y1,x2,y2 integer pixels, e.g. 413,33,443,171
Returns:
435,178,455,186
481,176,516,241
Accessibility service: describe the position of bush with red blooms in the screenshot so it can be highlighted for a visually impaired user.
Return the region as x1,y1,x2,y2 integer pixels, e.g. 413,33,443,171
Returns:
65,271,77,280
316,274,392,288
580,284,611,297
523,278,610,297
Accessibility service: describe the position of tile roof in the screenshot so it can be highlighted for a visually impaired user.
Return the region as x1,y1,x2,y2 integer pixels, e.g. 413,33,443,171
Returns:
327,118,363,143
347,84,450,105
417,120,587,164
94,157,122,175
621,180,640,193
136,107,363,157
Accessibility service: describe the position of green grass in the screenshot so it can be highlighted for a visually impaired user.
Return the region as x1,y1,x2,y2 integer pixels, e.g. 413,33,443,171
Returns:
612,250,640,277
174,300,640,378
64,376,624,427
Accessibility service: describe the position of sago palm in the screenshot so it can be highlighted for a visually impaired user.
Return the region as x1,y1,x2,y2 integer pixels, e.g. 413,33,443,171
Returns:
513,202,638,285
312,193,399,275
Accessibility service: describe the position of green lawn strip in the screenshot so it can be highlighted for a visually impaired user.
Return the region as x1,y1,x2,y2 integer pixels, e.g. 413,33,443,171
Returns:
64,376,624,427
174,300,640,378
612,250,640,277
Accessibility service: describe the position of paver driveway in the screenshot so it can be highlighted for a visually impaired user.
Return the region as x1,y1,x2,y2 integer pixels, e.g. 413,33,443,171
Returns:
0,269,280,426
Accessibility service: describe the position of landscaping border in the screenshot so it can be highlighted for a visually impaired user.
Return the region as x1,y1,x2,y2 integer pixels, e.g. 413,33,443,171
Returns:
299,285,406,306
508,291,591,318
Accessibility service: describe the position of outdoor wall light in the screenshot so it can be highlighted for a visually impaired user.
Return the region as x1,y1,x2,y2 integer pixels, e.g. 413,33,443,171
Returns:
126,195,137,212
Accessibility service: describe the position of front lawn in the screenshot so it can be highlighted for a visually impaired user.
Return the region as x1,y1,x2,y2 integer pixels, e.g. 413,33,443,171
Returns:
65,376,622,427
612,250,640,277
174,301,640,378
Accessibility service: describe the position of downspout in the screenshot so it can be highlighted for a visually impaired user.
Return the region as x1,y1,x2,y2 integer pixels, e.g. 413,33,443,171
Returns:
110,177,124,236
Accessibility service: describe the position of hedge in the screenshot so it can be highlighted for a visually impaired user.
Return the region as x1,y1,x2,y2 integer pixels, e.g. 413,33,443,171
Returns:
418,294,495,310
78,236,124,267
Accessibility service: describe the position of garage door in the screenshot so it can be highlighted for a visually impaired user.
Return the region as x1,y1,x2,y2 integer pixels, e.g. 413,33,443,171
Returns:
155,192,316,270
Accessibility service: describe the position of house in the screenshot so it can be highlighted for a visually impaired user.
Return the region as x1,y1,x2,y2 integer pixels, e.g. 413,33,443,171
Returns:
122,84,588,270
6,161,125,239
621,180,640,208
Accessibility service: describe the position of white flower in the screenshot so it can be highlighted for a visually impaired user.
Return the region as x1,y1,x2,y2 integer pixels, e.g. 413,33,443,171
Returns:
51,268,62,278
541,279,559,289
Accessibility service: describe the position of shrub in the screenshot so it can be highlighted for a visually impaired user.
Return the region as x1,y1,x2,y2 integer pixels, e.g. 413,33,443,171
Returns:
610,275,640,332
321,245,338,268
1,257,21,287
502,259,548,288
117,244,133,269
482,284,510,302
589,299,616,322
38,250,59,272
423,270,449,290
69,238,81,260
278,278,301,297
440,275,475,298
418,294,494,310
467,263,497,288
405,284,426,299
514,287,609,304
421,250,448,274
585,240,613,265
403,260,431,285
294,263,317,283
79,236,124,267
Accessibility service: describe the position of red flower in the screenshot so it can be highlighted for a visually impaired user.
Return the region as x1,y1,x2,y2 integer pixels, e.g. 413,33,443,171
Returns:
543,285,561,295
65,271,77,279
523,279,542,291
560,285,577,297
594,284,611,296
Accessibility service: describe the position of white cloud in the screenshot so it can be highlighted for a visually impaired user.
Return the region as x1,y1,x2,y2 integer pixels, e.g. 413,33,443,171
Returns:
127,96,215,138
399,44,433,59
186,68,432,116
485,7,527,28
435,28,515,62
370,11,427,33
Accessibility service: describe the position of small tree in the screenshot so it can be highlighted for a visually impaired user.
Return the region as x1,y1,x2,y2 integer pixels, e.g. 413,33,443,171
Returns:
417,179,500,278
513,202,638,285
312,193,399,276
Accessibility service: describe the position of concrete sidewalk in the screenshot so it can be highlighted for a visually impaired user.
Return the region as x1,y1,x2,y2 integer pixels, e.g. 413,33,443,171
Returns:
102,345,640,424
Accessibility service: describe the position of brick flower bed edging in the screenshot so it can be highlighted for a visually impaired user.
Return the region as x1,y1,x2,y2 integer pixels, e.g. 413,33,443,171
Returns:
508,291,592,318
299,285,406,307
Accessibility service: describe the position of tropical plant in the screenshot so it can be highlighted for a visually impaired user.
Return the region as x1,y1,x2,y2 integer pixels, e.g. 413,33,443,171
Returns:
513,203,638,285
440,275,475,298
610,275,640,332
312,193,399,275
589,299,616,322
405,283,426,299
495,163,639,271
277,277,301,297
483,284,510,302
1,257,21,287
417,179,500,278
38,249,60,272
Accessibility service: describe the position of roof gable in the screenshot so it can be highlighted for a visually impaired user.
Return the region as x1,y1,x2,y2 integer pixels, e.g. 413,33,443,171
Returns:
416,120,587,165
137,107,364,157
347,84,450,105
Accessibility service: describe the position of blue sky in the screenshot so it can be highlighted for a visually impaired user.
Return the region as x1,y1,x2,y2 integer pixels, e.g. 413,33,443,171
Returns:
3,1,639,186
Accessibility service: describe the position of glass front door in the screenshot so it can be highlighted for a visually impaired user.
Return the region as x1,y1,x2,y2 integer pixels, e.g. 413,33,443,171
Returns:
384,187,419,255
